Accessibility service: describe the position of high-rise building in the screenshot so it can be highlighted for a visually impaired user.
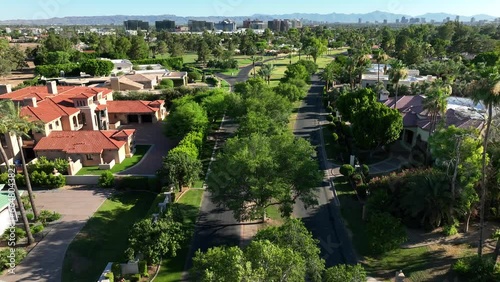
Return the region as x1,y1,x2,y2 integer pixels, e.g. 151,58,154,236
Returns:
188,20,215,32
244,19,266,29
124,20,149,31
215,19,236,31
383,19,388,24
268,19,282,32
471,17,476,23
358,18,362,24
155,20,176,32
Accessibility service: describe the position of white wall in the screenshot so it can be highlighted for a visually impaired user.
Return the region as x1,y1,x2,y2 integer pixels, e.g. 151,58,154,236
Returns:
0,208,12,236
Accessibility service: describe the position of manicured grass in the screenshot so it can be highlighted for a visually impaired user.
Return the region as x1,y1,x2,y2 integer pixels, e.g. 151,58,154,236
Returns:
62,192,156,282
220,79,230,89
154,189,204,282
234,55,253,66
182,53,198,64
76,145,151,175
220,68,240,76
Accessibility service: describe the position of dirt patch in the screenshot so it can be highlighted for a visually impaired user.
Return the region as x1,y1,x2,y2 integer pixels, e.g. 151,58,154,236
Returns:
1,62,36,87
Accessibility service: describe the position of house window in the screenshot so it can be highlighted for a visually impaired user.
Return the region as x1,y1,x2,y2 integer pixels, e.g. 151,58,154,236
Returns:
49,123,53,130
86,154,94,160
55,120,59,127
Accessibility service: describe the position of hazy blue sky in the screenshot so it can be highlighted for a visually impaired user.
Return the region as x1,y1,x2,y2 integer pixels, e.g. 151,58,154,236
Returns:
1,0,500,20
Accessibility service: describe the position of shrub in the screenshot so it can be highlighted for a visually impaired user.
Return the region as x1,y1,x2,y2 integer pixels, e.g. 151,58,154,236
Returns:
38,210,61,226
30,171,65,189
139,260,148,277
99,171,115,188
2,227,26,243
326,115,334,122
188,71,202,82
31,224,44,234
361,164,370,178
443,219,459,236
104,272,114,282
351,173,363,183
28,156,69,175
116,176,155,191
35,63,80,77
130,273,141,282
366,212,407,255
131,57,184,70
340,164,355,178
453,255,500,282
332,133,339,143
0,248,27,271
205,76,219,86
112,262,121,278
326,106,334,113
26,213,34,221
160,79,174,88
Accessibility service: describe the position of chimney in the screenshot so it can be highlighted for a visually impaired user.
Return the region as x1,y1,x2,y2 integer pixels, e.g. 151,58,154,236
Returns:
110,77,120,91
23,97,37,108
0,84,12,95
47,81,58,95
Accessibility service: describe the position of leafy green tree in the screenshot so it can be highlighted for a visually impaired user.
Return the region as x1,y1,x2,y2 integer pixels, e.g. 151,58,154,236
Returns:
126,216,186,264
201,90,230,122
114,37,131,58
207,132,323,221
423,80,451,134
323,264,367,282
282,63,309,83
45,51,71,65
80,59,114,76
366,212,407,255
296,59,318,75
335,88,377,122
197,41,210,65
191,246,251,282
161,148,202,191
274,82,307,102
245,240,306,282
42,32,72,52
303,37,327,63
351,102,403,150
254,219,325,282
169,41,185,57
127,35,150,60
164,101,209,138
154,41,168,56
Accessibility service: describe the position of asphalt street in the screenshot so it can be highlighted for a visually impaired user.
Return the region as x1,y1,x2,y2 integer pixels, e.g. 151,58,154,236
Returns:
293,75,357,267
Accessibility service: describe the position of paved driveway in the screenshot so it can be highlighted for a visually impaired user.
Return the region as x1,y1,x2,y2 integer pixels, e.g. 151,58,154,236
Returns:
118,122,177,175
0,187,110,282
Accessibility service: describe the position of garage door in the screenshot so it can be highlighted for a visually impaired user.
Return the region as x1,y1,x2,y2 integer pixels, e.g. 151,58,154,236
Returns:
141,115,153,123
128,115,139,123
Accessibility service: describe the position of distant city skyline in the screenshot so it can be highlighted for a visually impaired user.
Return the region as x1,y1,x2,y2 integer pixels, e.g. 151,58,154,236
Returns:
1,0,500,20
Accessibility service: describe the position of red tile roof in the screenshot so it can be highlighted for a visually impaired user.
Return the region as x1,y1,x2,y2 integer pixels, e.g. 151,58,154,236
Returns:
0,86,113,123
106,100,164,114
34,130,132,154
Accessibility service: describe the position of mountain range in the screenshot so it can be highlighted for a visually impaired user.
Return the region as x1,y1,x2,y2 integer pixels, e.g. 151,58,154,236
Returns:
0,11,496,26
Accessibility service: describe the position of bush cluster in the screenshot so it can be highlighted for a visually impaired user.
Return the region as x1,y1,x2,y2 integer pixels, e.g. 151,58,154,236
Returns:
98,171,115,188
30,171,66,188
207,59,238,70
0,248,27,271
28,157,69,175
130,57,183,70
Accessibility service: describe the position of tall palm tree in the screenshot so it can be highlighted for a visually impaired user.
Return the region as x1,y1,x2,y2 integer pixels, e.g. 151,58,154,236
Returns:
0,100,44,220
250,55,263,79
258,64,275,85
0,101,35,245
423,79,452,135
374,50,390,83
388,60,409,110
466,65,500,256
321,62,336,90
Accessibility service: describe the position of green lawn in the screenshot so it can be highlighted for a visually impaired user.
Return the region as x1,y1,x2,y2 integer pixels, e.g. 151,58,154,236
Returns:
220,68,240,76
154,189,204,282
76,145,151,175
62,192,156,282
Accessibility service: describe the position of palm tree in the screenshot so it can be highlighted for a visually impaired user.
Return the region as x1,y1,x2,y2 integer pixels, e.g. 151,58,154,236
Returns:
9,101,44,220
388,60,409,110
423,80,451,135
258,64,275,85
466,65,500,256
250,55,263,79
0,101,35,245
374,50,390,83
321,62,336,90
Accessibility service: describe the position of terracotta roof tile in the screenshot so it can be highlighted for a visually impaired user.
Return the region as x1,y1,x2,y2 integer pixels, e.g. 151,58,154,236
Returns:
34,131,126,154
106,100,164,114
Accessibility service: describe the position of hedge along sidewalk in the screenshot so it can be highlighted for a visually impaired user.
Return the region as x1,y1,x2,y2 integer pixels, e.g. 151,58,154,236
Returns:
76,145,152,175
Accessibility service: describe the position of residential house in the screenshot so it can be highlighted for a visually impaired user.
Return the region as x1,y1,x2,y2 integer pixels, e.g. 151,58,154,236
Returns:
361,64,437,88
107,100,166,125
0,83,160,168
381,95,485,151
33,129,135,167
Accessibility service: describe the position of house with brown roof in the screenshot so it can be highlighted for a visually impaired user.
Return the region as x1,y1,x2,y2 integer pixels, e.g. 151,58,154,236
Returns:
33,129,135,167
381,95,486,150
107,100,166,125
0,82,166,169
